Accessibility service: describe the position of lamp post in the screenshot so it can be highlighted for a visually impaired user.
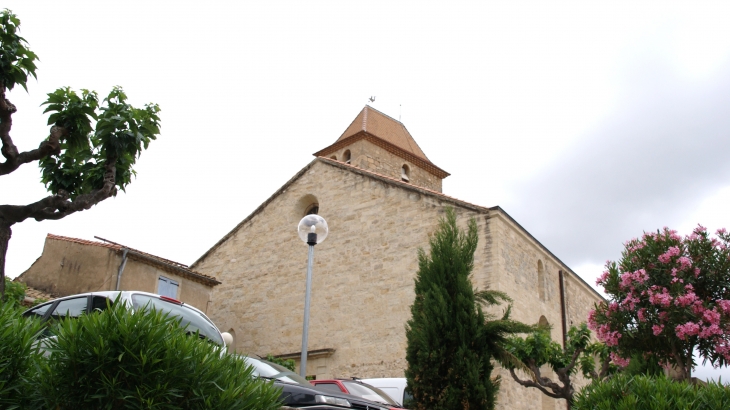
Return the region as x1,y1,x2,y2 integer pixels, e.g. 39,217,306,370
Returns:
297,214,328,378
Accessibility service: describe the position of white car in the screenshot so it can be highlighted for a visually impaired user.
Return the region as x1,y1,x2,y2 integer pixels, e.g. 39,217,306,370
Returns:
22,291,229,348
359,378,411,407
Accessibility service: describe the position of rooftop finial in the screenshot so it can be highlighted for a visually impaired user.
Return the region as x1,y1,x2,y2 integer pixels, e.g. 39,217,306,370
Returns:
368,96,376,103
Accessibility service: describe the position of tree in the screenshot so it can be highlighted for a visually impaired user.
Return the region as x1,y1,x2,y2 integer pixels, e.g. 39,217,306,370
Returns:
589,225,730,381
0,9,160,300
405,208,532,410
503,323,617,404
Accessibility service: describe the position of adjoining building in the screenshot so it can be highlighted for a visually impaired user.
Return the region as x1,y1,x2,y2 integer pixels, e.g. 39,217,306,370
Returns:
16,234,220,312
192,106,603,409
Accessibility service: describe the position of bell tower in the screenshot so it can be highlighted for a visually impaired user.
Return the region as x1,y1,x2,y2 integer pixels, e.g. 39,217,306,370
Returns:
313,106,449,192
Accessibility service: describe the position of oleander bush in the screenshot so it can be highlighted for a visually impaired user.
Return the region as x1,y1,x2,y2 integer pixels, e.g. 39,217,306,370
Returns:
573,374,730,410
32,301,282,410
0,303,44,410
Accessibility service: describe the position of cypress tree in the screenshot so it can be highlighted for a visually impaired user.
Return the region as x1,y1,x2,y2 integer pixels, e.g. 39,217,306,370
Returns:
405,208,498,410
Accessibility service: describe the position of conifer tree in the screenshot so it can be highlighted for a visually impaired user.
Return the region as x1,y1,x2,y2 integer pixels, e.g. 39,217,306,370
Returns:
405,208,498,410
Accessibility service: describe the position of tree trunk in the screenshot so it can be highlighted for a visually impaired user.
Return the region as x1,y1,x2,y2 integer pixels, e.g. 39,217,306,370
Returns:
0,223,11,302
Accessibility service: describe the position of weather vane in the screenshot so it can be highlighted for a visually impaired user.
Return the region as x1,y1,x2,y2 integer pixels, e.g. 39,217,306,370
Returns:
368,96,376,103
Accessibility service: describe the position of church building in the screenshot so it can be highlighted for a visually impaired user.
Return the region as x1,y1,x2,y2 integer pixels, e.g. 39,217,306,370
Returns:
191,106,602,409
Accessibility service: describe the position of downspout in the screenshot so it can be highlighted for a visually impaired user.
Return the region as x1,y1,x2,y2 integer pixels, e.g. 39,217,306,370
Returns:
559,270,567,348
115,249,129,291
559,270,570,410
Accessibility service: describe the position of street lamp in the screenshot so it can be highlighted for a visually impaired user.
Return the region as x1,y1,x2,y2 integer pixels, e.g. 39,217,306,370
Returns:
297,214,328,378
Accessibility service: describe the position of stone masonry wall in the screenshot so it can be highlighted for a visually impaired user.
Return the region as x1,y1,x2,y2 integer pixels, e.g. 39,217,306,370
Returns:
195,160,602,410
326,139,443,192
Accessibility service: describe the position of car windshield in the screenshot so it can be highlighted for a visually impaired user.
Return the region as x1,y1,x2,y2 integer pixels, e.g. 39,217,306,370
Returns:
241,356,312,386
343,381,397,405
131,294,223,345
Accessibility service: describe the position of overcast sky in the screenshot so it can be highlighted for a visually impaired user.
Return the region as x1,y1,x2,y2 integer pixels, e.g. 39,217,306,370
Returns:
3,1,730,380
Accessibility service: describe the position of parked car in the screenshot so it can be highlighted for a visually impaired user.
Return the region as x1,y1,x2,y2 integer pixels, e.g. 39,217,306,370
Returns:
358,378,411,407
311,379,406,409
22,291,229,349
240,356,390,410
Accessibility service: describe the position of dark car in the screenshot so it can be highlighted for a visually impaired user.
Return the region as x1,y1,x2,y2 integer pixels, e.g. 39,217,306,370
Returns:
240,356,389,410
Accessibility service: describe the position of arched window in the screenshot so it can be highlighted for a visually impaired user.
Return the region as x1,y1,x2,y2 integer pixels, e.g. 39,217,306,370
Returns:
305,203,319,216
537,260,546,301
296,194,320,218
343,150,351,164
401,164,410,182
330,155,337,160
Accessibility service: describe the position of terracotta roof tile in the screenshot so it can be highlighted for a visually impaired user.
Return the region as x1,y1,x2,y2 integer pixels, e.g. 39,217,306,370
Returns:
337,106,429,160
23,285,54,300
46,234,221,285
314,106,449,179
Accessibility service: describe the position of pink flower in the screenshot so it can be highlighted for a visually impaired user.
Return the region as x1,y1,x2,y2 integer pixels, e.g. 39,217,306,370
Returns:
675,291,697,308
694,224,707,235
588,309,598,330
717,228,727,235
610,352,631,367
637,308,647,322
699,324,722,339
678,256,692,270
653,324,664,336
596,270,610,286
649,288,672,308
658,247,680,263
702,309,721,326
717,300,730,315
675,322,700,340
597,324,622,346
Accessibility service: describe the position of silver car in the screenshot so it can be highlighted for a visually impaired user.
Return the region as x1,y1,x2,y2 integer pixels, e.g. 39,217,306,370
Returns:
23,291,228,348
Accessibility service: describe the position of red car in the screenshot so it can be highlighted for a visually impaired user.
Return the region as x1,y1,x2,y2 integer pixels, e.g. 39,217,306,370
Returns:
311,379,407,409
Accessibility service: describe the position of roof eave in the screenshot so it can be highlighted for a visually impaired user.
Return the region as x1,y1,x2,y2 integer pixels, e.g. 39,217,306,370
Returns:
313,131,450,179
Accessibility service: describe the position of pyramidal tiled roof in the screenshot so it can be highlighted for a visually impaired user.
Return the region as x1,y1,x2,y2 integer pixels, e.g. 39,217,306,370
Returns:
314,106,449,178
337,106,429,161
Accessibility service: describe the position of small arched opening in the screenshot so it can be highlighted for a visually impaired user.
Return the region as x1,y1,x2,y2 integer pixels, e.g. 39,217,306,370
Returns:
401,164,410,182
343,150,351,164
295,194,320,219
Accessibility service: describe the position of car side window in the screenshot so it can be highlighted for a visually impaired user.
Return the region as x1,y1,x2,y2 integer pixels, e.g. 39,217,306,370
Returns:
91,296,112,312
50,297,88,319
315,383,343,394
23,302,53,319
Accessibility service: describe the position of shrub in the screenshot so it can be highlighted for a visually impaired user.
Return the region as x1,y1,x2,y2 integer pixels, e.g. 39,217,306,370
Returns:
0,303,44,410
35,300,282,410
573,374,730,410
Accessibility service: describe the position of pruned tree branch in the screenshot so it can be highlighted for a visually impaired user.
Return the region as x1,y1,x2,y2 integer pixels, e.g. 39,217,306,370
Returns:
0,86,67,176
0,156,117,224
508,367,566,400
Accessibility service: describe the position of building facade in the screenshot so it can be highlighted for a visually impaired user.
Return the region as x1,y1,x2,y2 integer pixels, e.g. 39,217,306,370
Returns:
17,234,220,312
192,106,603,409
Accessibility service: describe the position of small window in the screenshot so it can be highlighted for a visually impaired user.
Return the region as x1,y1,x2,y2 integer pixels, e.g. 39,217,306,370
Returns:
315,383,343,394
343,150,351,164
91,296,113,312
401,164,410,182
330,155,337,160
305,203,319,215
50,297,88,319
24,302,53,319
158,276,179,299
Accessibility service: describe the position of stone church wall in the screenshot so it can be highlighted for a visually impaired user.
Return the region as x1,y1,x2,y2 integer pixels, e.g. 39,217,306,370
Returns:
195,159,602,410
326,139,443,192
